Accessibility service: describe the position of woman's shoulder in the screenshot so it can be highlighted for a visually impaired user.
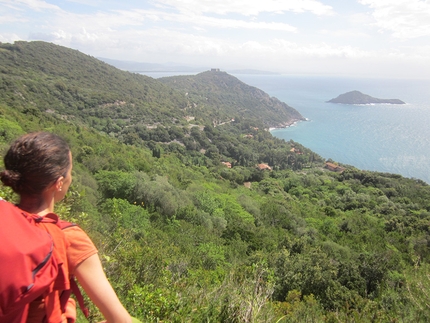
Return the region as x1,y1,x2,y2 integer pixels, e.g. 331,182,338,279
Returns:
63,224,98,274
63,223,89,239
63,224,97,249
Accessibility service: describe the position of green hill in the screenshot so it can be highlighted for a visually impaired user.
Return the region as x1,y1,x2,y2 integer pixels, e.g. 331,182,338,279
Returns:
159,70,304,128
1,41,430,323
0,41,302,132
0,41,188,127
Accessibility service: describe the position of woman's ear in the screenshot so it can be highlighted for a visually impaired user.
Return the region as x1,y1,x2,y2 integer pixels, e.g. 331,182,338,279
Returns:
55,176,64,192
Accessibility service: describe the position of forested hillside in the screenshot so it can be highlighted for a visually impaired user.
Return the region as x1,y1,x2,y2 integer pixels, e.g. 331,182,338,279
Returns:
159,71,304,128
1,41,430,322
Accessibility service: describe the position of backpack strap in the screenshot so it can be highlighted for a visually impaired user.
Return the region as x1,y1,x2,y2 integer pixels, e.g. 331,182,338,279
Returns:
45,218,90,319
36,215,70,291
69,279,89,318
36,213,89,322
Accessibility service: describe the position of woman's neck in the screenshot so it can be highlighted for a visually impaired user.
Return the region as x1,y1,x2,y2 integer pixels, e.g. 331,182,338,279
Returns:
18,195,54,216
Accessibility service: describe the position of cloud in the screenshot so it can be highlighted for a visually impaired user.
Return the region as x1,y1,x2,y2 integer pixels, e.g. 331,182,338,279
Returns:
0,15,27,24
29,31,65,42
359,0,430,39
1,0,430,78
259,40,373,60
318,28,370,40
154,0,334,16
0,33,22,43
149,10,298,31
0,0,61,11
65,0,104,5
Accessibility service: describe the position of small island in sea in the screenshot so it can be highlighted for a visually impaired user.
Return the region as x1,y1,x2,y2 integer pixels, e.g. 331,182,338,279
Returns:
327,90,405,104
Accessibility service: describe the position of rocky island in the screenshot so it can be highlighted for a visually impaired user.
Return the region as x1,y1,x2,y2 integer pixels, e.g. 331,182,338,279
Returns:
327,90,405,104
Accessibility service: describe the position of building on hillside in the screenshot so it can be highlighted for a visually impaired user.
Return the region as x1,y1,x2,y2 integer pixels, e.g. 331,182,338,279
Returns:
222,161,232,168
257,163,272,171
325,162,345,173
211,68,220,72
290,147,303,154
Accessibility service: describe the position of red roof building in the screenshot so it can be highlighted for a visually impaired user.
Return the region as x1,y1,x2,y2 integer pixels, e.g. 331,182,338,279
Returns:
257,163,272,171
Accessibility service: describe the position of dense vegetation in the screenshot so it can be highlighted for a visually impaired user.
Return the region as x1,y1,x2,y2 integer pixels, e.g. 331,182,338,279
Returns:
158,71,304,127
1,41,430,322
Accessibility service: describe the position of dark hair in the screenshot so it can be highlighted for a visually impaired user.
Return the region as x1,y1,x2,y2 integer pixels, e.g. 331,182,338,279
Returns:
0,132,71,196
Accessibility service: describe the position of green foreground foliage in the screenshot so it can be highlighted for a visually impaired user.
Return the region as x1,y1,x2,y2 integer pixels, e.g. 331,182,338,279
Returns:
1,41,430,322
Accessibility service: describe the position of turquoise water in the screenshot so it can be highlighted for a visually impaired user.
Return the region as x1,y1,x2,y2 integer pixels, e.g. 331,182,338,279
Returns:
143,72,430,184
232,74,430,184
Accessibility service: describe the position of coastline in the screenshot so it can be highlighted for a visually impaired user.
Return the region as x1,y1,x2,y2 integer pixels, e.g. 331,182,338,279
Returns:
236,74,430,184
269,117,308,132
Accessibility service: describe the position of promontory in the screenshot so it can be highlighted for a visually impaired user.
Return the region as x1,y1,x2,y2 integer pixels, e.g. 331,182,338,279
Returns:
327,90,405,104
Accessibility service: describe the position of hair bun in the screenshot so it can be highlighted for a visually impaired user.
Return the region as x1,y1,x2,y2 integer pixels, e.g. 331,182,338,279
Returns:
0,169,21,189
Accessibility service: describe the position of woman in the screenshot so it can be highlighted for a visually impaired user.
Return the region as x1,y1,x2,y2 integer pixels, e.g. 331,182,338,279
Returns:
0,132,132,323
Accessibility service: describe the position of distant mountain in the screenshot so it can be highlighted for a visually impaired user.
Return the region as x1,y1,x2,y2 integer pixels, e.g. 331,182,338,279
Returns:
226,69,279,75
98,57,208,72
327,90,405,104
99,58,278,75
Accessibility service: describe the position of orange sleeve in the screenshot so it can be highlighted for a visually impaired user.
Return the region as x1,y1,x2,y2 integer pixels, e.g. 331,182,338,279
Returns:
63,226,98,275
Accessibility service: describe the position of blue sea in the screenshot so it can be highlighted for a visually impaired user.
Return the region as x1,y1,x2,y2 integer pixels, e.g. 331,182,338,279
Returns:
144,72,430,184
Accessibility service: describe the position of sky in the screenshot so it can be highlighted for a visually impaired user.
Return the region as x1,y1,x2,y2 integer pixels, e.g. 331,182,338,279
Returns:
1,0,430,78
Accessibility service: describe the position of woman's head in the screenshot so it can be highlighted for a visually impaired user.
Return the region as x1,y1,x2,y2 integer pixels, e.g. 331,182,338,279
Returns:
0,132,71,196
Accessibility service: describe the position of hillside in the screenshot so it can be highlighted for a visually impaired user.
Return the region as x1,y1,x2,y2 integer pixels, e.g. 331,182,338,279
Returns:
1,41,430,322
159,70,304,128
0,41,302,132
328,90,405,104
0,41,192,128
